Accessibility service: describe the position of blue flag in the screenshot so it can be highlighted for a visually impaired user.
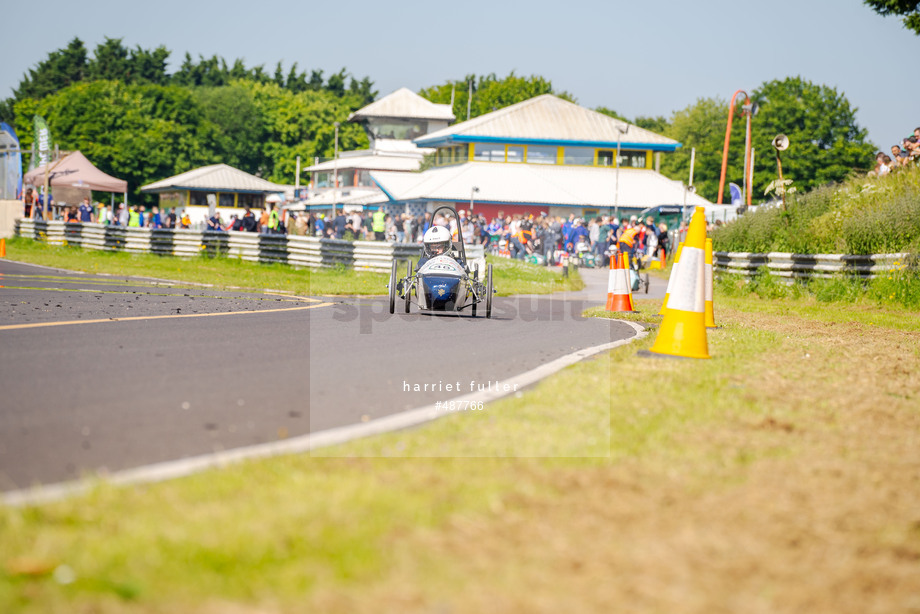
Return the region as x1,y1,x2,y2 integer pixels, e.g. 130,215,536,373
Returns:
729,183,743,206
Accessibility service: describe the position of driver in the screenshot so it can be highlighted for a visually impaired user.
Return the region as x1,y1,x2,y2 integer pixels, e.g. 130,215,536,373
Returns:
418,225,454,266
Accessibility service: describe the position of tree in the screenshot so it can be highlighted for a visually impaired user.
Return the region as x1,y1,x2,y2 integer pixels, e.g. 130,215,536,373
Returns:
419,72,574,121
12,37,87,101
657,97,732,202
87,37,131,82
129,45,170,85
14,80,218,203
748,77,875,194
593,107,628,122
634,115,670,134
194,83,266,173
656,77,874,203
863,0,920,34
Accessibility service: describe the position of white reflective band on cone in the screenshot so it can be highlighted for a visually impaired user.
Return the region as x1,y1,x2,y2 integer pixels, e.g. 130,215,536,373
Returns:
667,246,705,313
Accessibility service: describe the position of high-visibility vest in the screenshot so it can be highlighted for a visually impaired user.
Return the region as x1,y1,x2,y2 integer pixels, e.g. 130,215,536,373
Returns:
372,210,385,232
268,209,280,229
513,228,532,244
128,210,140,227
619,227,639,247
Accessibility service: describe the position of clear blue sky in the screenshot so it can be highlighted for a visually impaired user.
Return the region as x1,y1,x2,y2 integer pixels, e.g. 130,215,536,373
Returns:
3,0,918,150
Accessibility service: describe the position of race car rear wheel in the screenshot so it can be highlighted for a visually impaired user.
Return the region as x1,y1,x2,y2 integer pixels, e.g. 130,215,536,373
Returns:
485,263,493,319
388,259,397,314
404,261,413,313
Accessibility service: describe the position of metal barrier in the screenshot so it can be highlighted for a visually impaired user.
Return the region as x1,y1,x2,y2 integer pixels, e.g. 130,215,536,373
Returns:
713,251,910,279
14,220,484,273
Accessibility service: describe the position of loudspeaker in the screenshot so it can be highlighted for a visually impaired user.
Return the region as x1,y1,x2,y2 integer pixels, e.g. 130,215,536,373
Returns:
772,134,789,151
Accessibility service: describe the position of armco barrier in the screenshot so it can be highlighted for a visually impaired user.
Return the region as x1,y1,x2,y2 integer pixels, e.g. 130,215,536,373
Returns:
14,220,484,273
713,251,910,279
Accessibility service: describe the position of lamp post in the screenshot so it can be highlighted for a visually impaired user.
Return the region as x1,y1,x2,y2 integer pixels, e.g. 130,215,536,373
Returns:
332,121,339,219
469,185,479,213
614,125,628,220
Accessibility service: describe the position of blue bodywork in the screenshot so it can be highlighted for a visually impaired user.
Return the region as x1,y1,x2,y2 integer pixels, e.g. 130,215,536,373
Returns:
421,275,462,310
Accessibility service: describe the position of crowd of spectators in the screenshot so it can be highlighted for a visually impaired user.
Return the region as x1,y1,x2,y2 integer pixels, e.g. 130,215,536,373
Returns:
25,194,679,268
869,126,920,177
331,210,671,268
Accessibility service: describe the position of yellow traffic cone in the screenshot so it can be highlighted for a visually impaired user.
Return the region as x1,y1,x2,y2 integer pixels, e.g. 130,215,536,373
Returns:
648,207,710,359
704,238,718,328
658,242,684,315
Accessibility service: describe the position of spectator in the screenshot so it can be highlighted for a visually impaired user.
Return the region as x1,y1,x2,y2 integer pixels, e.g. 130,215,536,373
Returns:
65,205,79,223
179,210,191,229
149,206,162,229
460,216,475,244
206,211,223,231
372,207,386,240
657,223,670,259
905,136,920,161
890,144,909,168
23,187,36,218
333,211,347,239
314,213,325,237
266,204,281,234
241,207,257,232
128,205,141,227
258,207,270,233
78,196,94,223
870,152,890,177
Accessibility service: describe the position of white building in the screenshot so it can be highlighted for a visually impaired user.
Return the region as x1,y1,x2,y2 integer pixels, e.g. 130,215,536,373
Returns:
371,94,720,220
300,87,454,212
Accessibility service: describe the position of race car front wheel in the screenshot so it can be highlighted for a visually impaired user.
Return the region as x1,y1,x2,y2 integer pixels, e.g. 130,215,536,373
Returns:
388,259,397,314
404,261,413,313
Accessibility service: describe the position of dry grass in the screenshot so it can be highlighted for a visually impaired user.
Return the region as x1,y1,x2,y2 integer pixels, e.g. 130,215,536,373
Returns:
301,300,920,614
2,296,919,613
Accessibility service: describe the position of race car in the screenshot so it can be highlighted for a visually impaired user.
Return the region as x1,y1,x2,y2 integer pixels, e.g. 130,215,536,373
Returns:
388,205,494,318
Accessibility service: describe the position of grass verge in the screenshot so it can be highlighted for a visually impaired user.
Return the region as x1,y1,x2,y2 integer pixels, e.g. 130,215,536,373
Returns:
3,236,582,297
2,291,919,612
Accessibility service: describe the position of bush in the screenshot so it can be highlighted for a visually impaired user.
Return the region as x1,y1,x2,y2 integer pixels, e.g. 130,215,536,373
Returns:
713,165,920,255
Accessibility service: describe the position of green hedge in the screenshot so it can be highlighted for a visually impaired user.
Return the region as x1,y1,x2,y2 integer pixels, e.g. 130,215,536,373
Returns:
713,165,920,255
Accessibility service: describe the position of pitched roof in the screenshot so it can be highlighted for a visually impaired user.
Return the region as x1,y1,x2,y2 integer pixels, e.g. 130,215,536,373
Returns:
140,164,288,194
302,153,423,173
349,87,455,122
371,162,711,210
415,94,680,151
24,150,127,193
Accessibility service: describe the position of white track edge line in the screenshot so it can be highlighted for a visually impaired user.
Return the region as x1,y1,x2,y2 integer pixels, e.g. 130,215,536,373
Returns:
2,320,647,507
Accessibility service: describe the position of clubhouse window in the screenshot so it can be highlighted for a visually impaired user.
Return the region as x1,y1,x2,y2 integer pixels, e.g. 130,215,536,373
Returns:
563,147,594,166
526,145,557,164
474,143,505,162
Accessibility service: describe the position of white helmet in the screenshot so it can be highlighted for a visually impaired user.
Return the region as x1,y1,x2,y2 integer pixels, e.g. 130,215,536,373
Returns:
423,225,452,257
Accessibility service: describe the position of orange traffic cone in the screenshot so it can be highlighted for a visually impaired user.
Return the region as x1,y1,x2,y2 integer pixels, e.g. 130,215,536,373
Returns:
0,238,5,258
647,207,710,359
658,242,684,315
704,238,718,328
605,252,635,312
660,247,666,268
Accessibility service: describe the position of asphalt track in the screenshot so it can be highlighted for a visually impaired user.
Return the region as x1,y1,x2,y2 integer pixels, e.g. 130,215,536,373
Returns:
0,259,652,493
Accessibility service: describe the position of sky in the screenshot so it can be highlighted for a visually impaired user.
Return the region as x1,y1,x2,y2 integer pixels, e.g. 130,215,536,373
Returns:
2,0,918,150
